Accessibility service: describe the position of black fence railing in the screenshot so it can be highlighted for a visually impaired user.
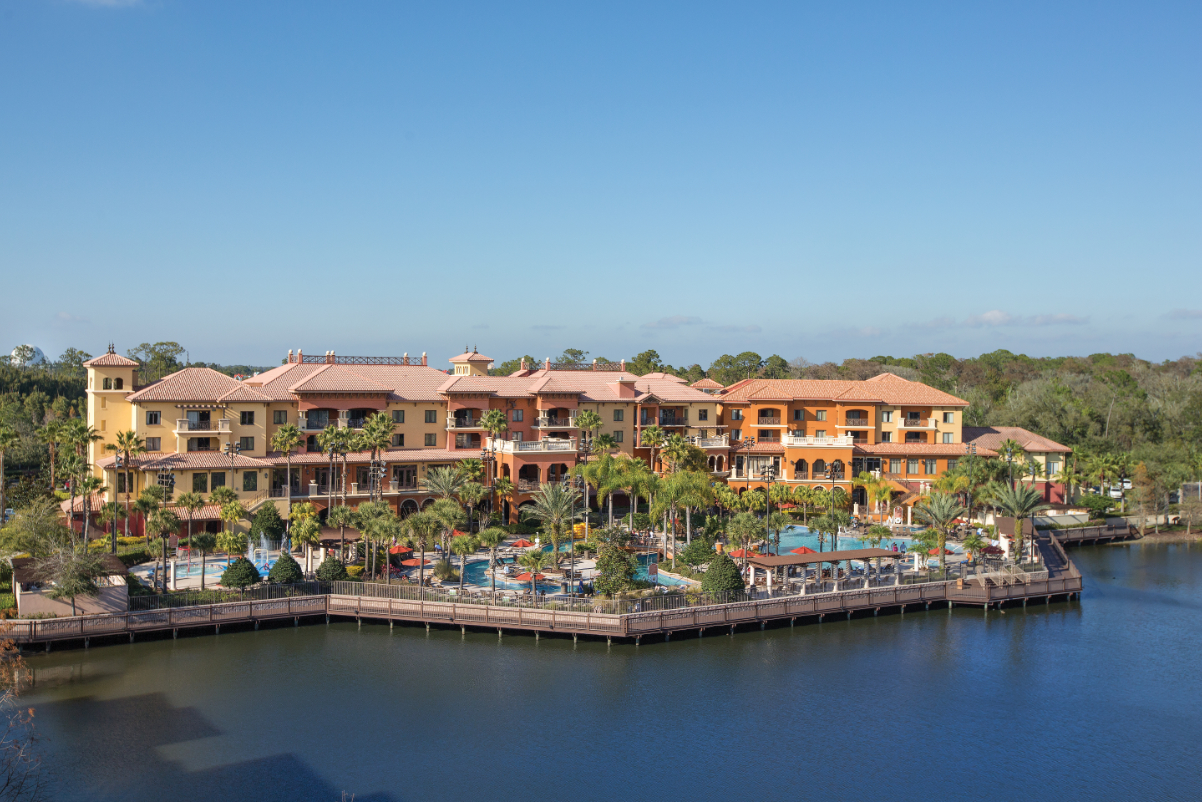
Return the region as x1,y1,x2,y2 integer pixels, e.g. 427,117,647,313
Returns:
129,581,329,611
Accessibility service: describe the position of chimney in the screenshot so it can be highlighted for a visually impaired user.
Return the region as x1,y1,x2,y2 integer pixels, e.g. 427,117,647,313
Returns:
520,358,527,371
422,352,427,366
620,359,626,372
403,352,408,365
609,378,637,398
326,351,335,364
545,357,551,371
288,350,294,363
592,359,598,371
297,349,303,363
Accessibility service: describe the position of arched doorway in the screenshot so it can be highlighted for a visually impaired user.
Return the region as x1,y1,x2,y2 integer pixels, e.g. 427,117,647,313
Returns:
400,499,419,517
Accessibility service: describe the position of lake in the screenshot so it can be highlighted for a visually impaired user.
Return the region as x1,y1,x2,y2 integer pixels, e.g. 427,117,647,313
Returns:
21,542,1202,801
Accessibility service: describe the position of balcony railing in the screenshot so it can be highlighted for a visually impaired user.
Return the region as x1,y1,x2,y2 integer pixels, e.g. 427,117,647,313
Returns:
347,418,367,429
534,416,578,428
783,434,855,447
688,435,730,448
840,418,872,428
658,416,688,427
302,419,329,431
756,417,781,426
176,418,231,433
517,480,541,492
446,416,482,429
486,437,578,454
898,417,937,429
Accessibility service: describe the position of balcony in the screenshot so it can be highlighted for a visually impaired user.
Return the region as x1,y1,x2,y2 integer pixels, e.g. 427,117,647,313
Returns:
486,437,578,454
517,479,541,493
446,416,483,430
755,417,782,426
688,435,730,449
658,415,688,427
784,434,855,448
300,418,329,431
534,416,578,429
175,418,231,434
346,418,367,429
838,417,873,428
898,417,937,430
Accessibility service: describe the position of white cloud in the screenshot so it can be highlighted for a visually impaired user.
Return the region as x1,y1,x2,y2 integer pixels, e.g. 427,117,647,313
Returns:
922,310,1088,329
964,310,1016,327
1166,309,1202,320
641,316,705,330
708,324,762,333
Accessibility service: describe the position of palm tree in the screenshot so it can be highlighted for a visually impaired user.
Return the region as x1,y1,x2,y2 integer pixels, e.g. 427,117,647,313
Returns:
355,501,396,581
791,485,816,526
574,409,603,455
192,532,217,590
961,531,987,564
0,426,18,525
766,511,792,557
455,458,484,484
863,523,892,583
426,465,466,500
625,459,656,530
402,510,442,592
292,517,322,576
37,419,64,492
360,412,395,501
450,533,478,592
476,526,508,597
270,423,303,526
640,424,667,474
1054,456,1086,505
714,484,739,528
591,433,618,456
997,438,1025,486
428,498,465,566
518,547,550,599
480,409,508,448
458,482,487,533
77,474,105,544
726,512,760,574
62,418,102,460
317,424,343,511
673,470,713,546
147,508,181,592
810,512,836,553
912,492,966,575
573,454,612,524
105,429,145,543
526,483,581,567
327,503,356,564
175,491,205,556
219,500,248,565
493,476,516,525
58,452,85,544
661,433,691,474
993,483,1050,564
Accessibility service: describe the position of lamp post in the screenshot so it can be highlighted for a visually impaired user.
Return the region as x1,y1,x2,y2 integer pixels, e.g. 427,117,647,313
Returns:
223,440,241,488
764,464,776,555
479,441,497,531
738,436,757,493
964,442,977,523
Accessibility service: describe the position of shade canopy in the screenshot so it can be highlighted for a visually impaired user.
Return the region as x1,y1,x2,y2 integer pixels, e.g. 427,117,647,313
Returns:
728,548,760,558
514,572,546,581
746,548,903,568
928,548,955,555
389,545,413,555
400,558,430,567
511,539,535,548
789,546,817,555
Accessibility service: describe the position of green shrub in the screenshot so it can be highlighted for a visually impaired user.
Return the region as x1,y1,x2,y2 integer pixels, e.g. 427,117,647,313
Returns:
594,545,638,596
118,549,153,568
1079,494,1114,520
0,594,15,613
700,552,744,595
679,537,716,569
315,555,348,582
432,559,458,581
125,573,153,596
345,565,364,580
632,513,652,532
507,522,538,535
221,557,261,589
267,552,304,584
250,503,286,540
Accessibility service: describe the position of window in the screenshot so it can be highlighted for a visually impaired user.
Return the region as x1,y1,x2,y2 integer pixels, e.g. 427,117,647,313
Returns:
613,409,623,422
730,409,743,421
881,411,893,423
100,396,107,409
697,409,708,421
102,378,112,390
907,459,919,475
424,410,436,424
145,411,161,425
814,430,826,438
793,409,804,421
243,472,258,492
100,419,107,431
116,472,128,493
273,410,288,425
925,459,937,474
210,472,226,488
239,436,254,451
192,473,208,493
947,459,958,472
512,410,524,422
614,430,624,443
815,410,827,421
889,459,901,473
306,435,317,451
943,412,954,424
942,432,954,444
187,437,212,451
240,411,254,425
392,433,404,447
114,378,123,389
905,432,924,443
511,432,523,442
392,410,404,423
879,432,892,443
731,429,742,440
145,437,161,451
424,433,436,447
1047,460,1060,477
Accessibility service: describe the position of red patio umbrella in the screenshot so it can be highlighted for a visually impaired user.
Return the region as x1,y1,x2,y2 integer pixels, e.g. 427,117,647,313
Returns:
389,545,413,555
928,547,954,555
511,539,535,548
790,546,817,555
514,572,546,581
400,558,430,567
729,548,759,558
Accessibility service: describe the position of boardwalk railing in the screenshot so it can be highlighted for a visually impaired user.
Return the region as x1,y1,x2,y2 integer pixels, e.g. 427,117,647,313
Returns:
1045,524,1137,544
129,582,327,611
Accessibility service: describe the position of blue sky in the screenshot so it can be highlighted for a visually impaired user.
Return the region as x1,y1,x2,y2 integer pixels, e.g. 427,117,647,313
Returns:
2,1,1199,368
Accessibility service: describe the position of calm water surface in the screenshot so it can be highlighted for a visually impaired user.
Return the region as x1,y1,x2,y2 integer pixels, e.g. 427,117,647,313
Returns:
22,543,1202,802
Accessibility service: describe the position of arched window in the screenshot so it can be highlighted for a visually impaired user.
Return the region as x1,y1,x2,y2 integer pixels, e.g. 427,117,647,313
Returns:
102,378,113,390
114,377,123,389
812,459,826,476
794,459,809,480
830,459,845,480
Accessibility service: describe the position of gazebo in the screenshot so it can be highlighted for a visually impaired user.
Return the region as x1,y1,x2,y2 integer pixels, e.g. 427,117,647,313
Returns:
744,548,904,593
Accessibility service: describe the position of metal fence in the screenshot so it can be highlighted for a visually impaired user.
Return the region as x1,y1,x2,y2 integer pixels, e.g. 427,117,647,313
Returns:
129,581,329,611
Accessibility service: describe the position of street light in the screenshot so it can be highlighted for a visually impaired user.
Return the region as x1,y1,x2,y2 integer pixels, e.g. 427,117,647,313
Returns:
479,441,498,531
738,436,757,493
764,464,776,555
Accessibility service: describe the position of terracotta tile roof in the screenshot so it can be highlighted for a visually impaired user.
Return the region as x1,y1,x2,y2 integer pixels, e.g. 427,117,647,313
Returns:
735,441,786,454
251,363,455,402
95,454,162,470
172,504,224,521
135,452,275,471
962,426,1071,454
83,352,140,367
448,350,494,363
288,365,391,394
640,372,686,383
60,492,108,514
125,367,246,402
719,376,968,407
691,378,724,389
853,443,996,457
218,383,271,403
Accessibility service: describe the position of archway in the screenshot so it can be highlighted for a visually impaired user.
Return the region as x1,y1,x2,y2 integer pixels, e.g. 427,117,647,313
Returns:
793,459,809,480
400,499,419,517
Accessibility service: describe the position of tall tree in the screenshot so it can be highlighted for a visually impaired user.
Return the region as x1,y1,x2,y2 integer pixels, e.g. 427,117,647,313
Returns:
0,426,17,524
526,483,581,567
993,483,1050,563
912,492,967,574
270,423,303,527
640,424,667,474
105,429,145,546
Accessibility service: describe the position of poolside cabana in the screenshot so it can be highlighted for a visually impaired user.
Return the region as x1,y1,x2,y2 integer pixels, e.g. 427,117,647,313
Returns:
745,548,904,593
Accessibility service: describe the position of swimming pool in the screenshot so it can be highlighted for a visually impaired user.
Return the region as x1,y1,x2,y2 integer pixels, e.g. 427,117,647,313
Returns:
768,526,961,567
460,557,565,594
635,553,691,586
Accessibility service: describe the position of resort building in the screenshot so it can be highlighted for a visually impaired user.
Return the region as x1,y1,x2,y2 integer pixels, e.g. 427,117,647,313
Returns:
962,426,1072,503
714,374,993,507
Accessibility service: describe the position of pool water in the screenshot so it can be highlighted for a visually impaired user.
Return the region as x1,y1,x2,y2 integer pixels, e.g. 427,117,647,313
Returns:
460,557,565,594
635,553,691,586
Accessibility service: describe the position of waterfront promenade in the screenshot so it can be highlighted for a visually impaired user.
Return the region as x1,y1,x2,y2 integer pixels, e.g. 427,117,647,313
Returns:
5,532,1084,648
